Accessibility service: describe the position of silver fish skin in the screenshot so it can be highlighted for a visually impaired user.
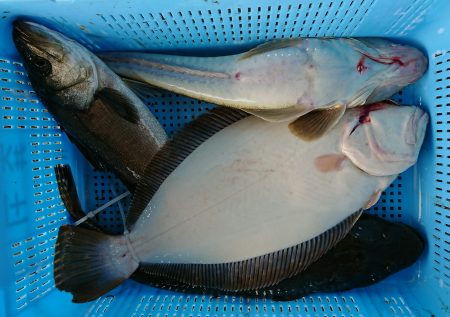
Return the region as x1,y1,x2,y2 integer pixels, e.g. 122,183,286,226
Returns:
12,21,168,192
100,38,427,123
53,102,428,303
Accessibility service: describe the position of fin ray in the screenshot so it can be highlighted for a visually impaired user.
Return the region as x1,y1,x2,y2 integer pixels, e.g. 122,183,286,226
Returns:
54,225,138,302
288,104,346,141
137,211,362,291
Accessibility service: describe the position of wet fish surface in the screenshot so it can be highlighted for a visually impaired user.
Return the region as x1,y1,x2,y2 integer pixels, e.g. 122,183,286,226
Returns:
101,38,427,139
13,20,168,232
13,21,168,191
54,102,428,302
52,173,424,300
131,214,424,301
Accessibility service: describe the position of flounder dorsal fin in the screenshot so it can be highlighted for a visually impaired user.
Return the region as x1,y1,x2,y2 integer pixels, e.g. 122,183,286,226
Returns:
239,38,303,61
288,104,346,141
126,108,250,229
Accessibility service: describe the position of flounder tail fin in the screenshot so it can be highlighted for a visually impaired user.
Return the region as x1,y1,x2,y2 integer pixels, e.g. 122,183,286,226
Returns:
54,225,139,302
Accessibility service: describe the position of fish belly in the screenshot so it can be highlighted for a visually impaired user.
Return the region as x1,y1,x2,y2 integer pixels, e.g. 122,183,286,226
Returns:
130,114,389,265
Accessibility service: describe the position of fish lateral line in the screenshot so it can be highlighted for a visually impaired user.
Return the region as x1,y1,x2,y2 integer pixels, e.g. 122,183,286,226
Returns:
104,56,232,79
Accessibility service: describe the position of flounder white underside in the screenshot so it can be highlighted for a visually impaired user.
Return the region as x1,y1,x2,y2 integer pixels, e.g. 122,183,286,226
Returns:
129,111,392,265
125,109,391,289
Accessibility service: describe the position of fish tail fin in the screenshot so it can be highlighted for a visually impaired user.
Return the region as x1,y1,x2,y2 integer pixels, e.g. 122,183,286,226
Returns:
54,164,104,232
54,225,139,303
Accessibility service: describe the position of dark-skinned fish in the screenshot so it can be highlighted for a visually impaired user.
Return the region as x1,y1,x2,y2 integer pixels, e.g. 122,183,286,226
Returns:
12,20,168,192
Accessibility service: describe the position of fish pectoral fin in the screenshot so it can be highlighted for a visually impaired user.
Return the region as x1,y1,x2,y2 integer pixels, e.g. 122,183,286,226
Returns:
288,104,346,141
363,190,382,210
314,154,348,173
121,77,164,99
245,106,304,122
54,164,105,232
95,87,140,124
239,38,303,60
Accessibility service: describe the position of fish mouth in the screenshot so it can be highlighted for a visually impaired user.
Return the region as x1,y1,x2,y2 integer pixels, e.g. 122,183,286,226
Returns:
13,20,64,61
13,20,42,50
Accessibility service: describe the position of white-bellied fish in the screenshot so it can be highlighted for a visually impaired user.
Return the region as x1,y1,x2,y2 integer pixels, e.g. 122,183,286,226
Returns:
54,102,428,302
100,38,427,139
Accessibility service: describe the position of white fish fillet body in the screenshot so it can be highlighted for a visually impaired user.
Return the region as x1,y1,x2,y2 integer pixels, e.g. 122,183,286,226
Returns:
129,115,394,264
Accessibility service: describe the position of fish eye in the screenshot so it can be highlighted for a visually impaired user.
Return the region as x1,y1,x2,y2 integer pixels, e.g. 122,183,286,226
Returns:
32,56,52,76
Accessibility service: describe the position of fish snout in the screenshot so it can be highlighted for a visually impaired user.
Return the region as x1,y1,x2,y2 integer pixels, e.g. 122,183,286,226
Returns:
395,47,428,82
13,20,44,45
406,107,428,146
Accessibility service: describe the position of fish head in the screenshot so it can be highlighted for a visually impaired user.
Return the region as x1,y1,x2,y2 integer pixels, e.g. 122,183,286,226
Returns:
352,38,427,103
341,102,428,176
12,20,97,110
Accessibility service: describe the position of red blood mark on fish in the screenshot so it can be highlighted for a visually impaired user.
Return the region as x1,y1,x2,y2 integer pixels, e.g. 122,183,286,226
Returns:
314,154,347,173
361,53,408,67
359,114,371,124
359,102,389,114
234,72,241,80
350,103,390,135
357,56,368,74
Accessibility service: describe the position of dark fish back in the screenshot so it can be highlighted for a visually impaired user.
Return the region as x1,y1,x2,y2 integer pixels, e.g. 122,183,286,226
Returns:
48,87,166,191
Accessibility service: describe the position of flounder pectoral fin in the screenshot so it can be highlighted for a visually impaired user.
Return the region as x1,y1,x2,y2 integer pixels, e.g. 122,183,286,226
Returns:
288,104,346,141
362,190,382,210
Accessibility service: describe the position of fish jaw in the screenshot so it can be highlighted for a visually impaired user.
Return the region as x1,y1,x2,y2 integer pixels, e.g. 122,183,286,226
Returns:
13,20,98,110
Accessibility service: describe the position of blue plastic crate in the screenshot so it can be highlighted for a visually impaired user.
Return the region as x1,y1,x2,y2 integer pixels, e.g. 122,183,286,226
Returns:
0,0,449,316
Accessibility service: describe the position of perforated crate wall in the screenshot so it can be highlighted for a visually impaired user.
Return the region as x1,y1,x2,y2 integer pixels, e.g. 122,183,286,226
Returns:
0,0,449,317
0,58,67,311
